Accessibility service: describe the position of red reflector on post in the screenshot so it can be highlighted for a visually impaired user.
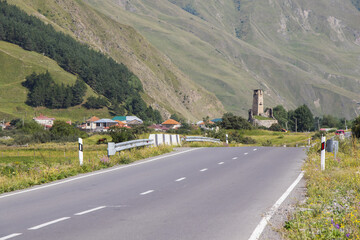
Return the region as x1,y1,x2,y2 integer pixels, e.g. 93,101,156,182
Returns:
321,142,325,150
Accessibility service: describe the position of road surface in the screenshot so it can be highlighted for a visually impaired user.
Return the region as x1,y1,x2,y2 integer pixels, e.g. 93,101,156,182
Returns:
0,147,305,240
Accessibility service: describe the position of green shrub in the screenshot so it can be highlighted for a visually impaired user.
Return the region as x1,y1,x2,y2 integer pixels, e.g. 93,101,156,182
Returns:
352,116,360,138
109,127,135,143
269,123,282,132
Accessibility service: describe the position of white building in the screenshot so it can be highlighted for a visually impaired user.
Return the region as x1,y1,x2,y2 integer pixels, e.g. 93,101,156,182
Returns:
33,114,55,128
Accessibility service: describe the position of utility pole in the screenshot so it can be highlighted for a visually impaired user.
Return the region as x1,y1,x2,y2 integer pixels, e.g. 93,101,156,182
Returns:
285,121,288,131
295,118,297,133
345,120,348,131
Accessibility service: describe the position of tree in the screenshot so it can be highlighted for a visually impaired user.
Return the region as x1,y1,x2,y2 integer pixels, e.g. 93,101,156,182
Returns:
352,116,360,138
292,105,314,132
220,112,252,130
71,79,87,106
83,96,108,109
273,105,288,129
321,115,339,128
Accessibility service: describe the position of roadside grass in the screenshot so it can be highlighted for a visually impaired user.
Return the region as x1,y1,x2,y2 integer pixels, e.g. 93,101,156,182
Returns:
240,130,311,147
284,139,360,239
0,139,173,194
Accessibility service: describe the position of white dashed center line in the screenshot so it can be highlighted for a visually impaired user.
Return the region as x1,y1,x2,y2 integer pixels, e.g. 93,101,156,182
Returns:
253,148,257,151
218,162,224,165
200,168,208,172
175,177,186,182
140,190,154,195
28,217,70,230
232,157,238,160
244,153,249,155
0,233,22,240
75,206,106,216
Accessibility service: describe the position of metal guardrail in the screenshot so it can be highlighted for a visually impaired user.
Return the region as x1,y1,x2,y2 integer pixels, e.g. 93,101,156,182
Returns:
184,136,221,143
107,139,154,156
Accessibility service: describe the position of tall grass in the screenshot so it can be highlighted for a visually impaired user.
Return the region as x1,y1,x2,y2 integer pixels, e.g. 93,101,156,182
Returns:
284,138,360,239
0,142,173,194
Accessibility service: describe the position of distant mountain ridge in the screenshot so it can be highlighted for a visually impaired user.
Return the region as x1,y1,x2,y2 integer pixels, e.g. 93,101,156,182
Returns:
83,0,360,119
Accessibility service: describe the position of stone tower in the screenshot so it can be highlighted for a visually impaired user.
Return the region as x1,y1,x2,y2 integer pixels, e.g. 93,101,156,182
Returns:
252,89,264,116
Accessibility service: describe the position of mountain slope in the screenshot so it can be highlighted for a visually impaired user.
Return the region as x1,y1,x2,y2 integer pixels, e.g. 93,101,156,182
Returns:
6,0,224,121
0,41,109,121
84,0,360,118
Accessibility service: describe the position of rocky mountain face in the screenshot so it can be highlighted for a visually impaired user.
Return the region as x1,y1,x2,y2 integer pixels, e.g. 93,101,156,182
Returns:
8,0,225,121
83,0,360,119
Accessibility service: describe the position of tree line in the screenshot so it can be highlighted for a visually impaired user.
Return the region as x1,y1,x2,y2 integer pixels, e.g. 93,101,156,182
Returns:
0,1,162,123
273,104,352,132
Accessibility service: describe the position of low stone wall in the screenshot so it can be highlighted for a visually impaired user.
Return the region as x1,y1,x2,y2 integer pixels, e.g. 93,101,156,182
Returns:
251,119,278,128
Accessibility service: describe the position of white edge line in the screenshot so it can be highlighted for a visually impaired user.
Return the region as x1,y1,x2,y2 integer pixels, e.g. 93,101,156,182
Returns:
75,206,106,216
0,148,199,200
175,177,186,182
28,217,71,230
140,190,154,195
248,171,304,240
0,233,22,240
200,168,208,172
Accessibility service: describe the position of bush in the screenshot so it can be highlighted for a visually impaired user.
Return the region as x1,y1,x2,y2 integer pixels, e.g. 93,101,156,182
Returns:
50,120,87,141
226,131,256,144
352,116,360,138
109,127,135,143
269,123,282,132
312,131,327,140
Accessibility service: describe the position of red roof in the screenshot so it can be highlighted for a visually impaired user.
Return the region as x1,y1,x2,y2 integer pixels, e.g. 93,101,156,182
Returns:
199,120,215,125
162,119,180,125
87,116,100,122
33,114,55,120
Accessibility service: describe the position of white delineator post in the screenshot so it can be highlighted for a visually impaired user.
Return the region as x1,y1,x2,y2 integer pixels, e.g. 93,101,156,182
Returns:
226,134,229,144
321,135,326,171
78,138,83,166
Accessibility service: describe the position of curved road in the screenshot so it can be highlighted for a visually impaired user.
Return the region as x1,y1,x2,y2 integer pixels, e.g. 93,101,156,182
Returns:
0,147,305,240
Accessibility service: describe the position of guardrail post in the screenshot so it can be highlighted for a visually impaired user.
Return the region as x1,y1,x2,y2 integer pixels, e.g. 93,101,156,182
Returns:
107,142,116,157
78,138,83,166
321,135,326,171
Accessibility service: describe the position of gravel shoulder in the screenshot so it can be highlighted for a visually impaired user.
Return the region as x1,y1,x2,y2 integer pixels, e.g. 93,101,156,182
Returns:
259,177,307,240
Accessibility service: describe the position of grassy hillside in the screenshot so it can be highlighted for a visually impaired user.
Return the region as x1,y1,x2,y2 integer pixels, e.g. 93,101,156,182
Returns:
0,41,109,122
83,0,360,119
6,0,225,121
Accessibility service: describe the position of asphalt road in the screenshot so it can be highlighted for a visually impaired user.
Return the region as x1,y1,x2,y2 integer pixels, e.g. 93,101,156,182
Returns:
0,147,305,240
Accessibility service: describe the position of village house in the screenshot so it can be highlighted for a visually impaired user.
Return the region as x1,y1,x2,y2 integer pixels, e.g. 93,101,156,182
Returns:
162,119,181,129
85,116,100,131
148,124,170,132
33,114,55,128
197,120,215,129
94,119,118,132
112,116,143,125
